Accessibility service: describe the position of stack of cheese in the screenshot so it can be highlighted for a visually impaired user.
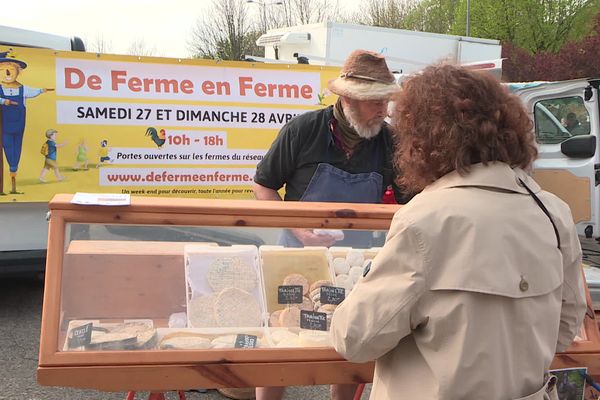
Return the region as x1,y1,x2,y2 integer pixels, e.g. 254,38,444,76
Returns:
158,329,266,349
259,246,334,329
267,328,332,348
65,320,157,351
185,245,264,329
329,247,381,294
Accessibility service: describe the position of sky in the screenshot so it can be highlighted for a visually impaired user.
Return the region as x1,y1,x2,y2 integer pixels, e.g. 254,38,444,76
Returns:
0,0,362,59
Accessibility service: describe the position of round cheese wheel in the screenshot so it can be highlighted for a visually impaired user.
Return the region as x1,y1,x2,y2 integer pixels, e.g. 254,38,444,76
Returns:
279,306,301,327
335,274,354,292
349,266,363,283
282,273,309,295
214,288,262,327
187,294,218,328
317,304,337,313
269,310,283,327
309,279,333,293
346,250,364,268
300,296,314,311
207,256,257,293
332,258,350,275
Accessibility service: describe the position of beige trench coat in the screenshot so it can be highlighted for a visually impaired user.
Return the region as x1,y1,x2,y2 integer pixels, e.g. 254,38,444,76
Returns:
331,163,587,400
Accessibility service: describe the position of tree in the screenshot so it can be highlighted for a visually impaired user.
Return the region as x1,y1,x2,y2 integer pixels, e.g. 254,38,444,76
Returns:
351,0,419,29
266,0,344,30
503,12,600,81
452,0,600,53
86,34,113,54
188,0,261,60
402,0,461,34
127,39,157,57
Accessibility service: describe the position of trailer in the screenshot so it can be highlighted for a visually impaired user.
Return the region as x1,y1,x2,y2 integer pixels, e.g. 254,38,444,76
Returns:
255,22,502,76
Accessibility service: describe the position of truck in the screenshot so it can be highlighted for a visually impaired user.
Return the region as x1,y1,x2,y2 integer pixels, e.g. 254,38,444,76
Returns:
253,22,502,77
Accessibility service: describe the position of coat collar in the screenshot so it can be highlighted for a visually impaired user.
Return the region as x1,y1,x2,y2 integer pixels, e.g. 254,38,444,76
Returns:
423,162,540,194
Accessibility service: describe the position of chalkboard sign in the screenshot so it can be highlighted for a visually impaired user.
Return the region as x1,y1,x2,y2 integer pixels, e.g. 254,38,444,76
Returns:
234,334,258,348
320,286,345,305
278,285,303,304
68,322,93,348
300,310,328,331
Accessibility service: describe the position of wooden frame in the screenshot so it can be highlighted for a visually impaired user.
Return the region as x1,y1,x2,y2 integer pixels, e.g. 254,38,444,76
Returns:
38,194,600,391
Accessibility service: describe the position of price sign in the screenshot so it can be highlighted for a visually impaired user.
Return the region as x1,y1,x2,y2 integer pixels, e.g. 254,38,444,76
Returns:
278,285,303,304
320,286,345,305
300,311,328,331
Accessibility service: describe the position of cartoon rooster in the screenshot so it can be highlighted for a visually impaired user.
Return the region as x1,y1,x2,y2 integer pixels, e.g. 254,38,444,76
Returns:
145,127,166,148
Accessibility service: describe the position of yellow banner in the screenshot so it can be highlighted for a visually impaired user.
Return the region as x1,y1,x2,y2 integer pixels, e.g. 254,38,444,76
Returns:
0,46,339,202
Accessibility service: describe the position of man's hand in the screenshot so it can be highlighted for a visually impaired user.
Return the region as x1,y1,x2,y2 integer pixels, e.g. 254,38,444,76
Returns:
291,228,338,247
3,99,18,106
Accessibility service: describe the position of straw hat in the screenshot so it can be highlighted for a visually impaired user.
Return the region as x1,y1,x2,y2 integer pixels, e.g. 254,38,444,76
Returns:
0,50,27,69
328,50,397,101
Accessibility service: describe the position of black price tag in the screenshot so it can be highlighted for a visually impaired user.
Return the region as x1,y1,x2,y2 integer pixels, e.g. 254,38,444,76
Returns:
300,310,328,331
68,322,93,348
234,334,258,348
320,286,345,305
278,285,303,304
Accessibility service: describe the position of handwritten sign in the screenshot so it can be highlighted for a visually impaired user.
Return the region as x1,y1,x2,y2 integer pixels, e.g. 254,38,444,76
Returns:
300,311,328,331
278,285,303,304
234,334,258,348
68,322,93,348
320,286,345,305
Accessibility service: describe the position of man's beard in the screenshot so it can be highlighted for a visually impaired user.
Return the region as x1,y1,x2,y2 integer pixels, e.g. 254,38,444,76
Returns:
344,104,385,139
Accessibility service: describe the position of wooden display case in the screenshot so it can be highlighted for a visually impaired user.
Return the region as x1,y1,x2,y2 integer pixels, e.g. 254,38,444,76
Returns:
38,194,600,391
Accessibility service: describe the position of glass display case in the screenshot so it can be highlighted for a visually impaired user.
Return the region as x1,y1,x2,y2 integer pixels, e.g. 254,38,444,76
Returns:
37,194,600,391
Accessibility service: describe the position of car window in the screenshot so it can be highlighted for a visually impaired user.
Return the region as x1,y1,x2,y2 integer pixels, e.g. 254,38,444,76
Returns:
534,96,590,144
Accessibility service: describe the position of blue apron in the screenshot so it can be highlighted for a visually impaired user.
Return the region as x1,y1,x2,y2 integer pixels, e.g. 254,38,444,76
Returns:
0,86,26,173
279,162,384,248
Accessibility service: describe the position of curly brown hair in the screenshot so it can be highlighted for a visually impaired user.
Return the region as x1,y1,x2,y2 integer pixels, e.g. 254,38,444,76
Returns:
391,64,537,193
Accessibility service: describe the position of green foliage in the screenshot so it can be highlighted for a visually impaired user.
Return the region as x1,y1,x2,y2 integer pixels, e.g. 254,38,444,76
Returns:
402,0,461,34
452,0,600,53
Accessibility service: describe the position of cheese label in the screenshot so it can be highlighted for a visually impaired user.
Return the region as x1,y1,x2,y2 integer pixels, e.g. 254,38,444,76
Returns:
320,286,345,305
278,285,303,304
300,311,328,331
234,334,258,348
68,322,93,348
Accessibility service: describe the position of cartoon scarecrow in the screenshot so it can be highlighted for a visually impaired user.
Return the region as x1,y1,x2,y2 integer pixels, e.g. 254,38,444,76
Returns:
0,49,54,194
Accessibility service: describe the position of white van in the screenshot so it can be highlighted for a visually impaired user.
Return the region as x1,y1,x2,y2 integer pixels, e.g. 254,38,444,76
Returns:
510,79,598,238
0,25,84,274
0,25,85,51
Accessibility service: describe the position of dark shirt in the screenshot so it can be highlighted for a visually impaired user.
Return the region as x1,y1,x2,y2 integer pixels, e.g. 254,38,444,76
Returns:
254,106,406,202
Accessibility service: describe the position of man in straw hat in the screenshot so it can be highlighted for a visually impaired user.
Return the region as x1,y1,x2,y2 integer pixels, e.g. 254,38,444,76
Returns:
252,50,412,400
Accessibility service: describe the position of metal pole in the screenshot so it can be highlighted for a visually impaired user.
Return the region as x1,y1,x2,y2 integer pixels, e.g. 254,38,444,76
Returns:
466,0,471,36
262,2,267,33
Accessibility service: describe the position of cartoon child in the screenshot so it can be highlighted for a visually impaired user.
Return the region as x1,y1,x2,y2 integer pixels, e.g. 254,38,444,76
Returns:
0,49,54,193
39,129,66,182
97,139,112,167
73,138,89,170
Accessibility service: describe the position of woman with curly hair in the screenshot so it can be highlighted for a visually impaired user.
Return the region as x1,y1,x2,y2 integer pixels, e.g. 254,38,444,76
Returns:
331,64,586,400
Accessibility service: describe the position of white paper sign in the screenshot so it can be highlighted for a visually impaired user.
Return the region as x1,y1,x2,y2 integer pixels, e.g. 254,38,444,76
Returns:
71,192,131,206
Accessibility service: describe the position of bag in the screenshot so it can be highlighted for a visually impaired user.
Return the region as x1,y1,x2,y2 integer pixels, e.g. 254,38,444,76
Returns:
40,142,48,156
